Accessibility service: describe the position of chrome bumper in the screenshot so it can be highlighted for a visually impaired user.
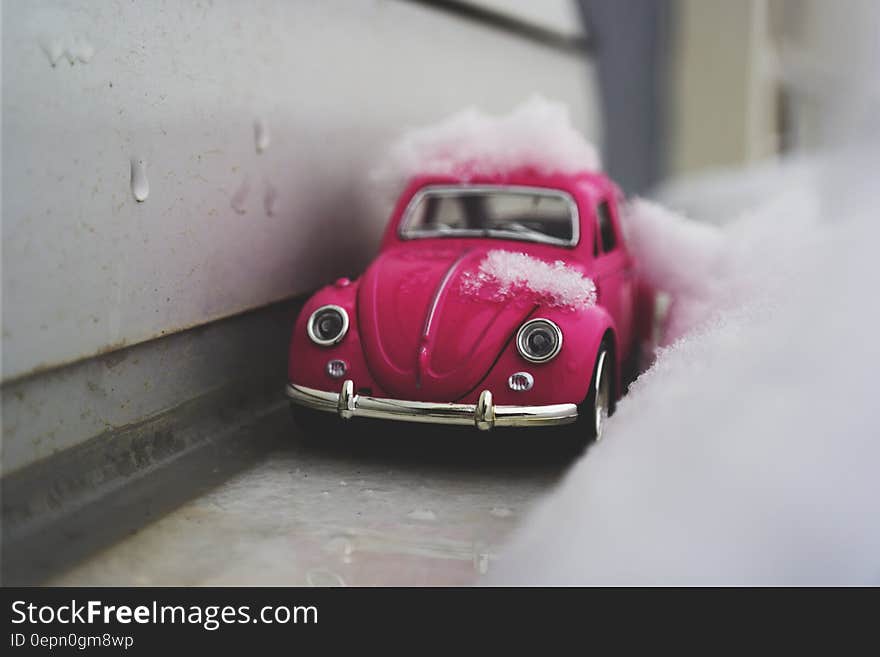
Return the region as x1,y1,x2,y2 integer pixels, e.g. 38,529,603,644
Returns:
286,380,578,431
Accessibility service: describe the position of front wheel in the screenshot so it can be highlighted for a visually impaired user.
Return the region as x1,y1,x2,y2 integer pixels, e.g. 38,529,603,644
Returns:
580,342,613,441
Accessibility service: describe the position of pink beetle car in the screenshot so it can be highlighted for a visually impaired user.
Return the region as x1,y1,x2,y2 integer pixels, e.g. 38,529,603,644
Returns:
287,168,654,440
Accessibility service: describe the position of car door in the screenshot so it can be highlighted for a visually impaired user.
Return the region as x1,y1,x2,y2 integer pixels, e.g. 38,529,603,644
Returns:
591,197,635,355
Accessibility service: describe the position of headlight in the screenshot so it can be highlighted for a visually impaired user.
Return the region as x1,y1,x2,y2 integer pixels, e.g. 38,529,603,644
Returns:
516,318,562,363
307,305,349,346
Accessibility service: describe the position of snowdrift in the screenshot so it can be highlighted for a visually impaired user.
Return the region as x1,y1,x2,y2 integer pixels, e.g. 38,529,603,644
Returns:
489,149,880,584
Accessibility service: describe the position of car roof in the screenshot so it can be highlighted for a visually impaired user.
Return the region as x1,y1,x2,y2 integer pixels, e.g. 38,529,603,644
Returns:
405,167,614,197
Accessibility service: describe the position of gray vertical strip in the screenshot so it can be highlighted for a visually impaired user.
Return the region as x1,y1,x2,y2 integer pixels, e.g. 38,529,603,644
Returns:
578,0,674,194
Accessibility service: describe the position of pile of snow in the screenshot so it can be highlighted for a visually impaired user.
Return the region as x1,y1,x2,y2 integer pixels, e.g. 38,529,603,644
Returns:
488,148,880,584
461,250,597,310
655,157,821,226
377,96,601,185
621,199,725,343
621,181,821,344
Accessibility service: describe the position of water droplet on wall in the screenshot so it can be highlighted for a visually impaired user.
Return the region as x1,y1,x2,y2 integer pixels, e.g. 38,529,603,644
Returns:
41,40,64,67
40,37,94,67
254,118,270,154
130,158,149,202
263,182,277,217
68,39,95,64
230,176,250,214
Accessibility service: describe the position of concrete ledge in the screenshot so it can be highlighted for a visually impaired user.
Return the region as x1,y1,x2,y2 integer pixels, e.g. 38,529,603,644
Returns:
1,297,303,584
2,397,290,585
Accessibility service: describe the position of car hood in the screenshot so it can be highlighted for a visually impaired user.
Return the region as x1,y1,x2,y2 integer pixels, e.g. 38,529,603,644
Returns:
357,244,534,401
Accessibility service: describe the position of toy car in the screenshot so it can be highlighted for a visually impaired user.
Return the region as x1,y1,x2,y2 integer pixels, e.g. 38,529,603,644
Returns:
286,168,655,439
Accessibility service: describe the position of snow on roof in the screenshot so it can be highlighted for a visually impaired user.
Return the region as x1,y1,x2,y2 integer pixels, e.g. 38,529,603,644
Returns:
379,96,601,183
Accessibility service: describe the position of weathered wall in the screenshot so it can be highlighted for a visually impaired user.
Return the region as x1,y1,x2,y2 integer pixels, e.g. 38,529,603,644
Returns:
1,1,597,474
1,0,598,383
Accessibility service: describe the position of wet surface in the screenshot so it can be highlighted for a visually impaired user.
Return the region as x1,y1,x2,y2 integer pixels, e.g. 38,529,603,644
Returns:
49,412,582,586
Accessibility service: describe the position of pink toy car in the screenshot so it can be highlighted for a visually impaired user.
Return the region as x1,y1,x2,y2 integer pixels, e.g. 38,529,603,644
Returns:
287,168,654,439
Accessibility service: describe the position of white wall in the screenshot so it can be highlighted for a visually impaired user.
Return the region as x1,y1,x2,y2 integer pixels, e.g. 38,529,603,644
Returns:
771,0,880,150
670,0,779,175
2,0,597,382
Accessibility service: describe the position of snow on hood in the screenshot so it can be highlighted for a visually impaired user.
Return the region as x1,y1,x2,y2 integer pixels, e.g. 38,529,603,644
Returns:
461,249,597,311
376,96,601,185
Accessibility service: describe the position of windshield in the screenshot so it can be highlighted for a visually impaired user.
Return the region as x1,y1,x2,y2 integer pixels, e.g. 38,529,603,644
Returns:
399,185,578,247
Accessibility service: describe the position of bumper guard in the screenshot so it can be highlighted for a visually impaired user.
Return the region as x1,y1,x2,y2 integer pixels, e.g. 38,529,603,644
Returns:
286,380,578,431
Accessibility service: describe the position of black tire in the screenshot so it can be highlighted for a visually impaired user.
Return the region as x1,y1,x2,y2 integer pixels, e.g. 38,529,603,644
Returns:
577,339,614,442
621,339,642,392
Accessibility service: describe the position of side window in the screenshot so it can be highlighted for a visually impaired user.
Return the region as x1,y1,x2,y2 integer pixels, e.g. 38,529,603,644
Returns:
596,200,617,253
